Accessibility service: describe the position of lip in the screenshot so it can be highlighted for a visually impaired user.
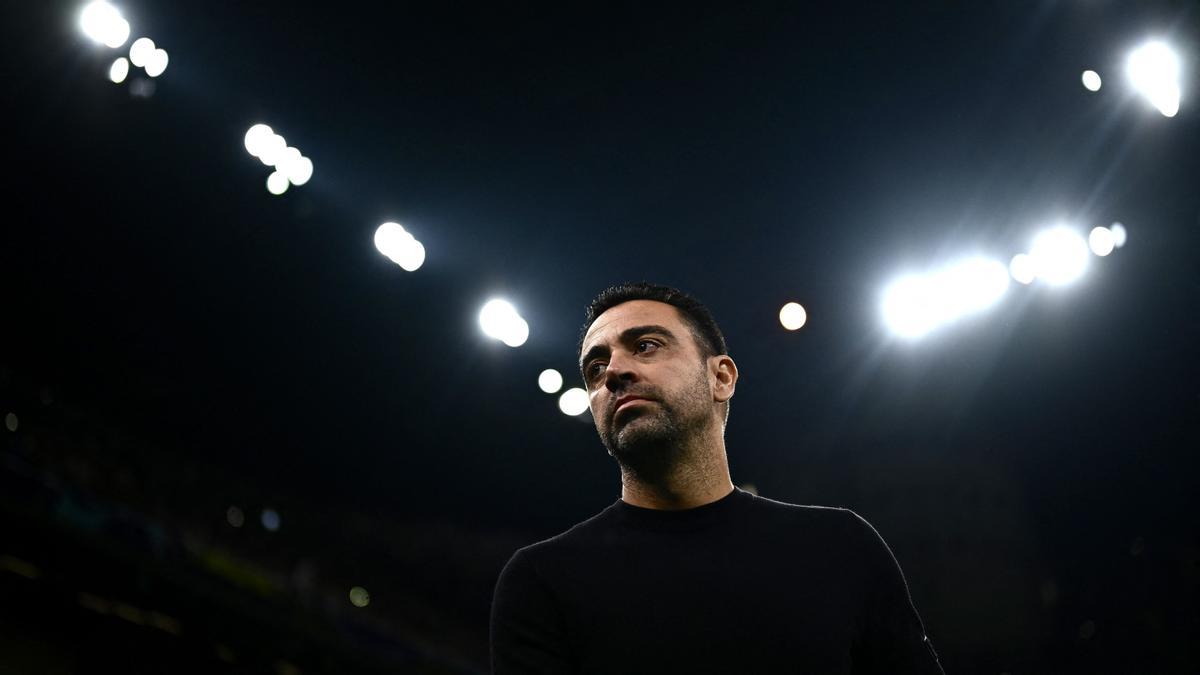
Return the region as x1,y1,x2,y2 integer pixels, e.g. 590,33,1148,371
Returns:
614,396,653,413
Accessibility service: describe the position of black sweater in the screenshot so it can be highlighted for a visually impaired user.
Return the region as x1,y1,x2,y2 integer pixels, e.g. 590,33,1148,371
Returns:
490,487,944,674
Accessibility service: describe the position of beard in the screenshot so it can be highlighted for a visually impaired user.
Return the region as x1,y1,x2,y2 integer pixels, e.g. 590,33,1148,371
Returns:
600,369,711,481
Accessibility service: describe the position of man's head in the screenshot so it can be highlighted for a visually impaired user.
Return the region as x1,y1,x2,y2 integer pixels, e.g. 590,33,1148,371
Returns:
578,283,737,469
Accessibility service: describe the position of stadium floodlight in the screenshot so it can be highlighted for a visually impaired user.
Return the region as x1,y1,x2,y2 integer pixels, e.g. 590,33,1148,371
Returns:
1081,70,1102,92
1030,226,1089,285
479,299,529,347
1126,40,1181,117
144,48,168,77
778,302,807,331
558,387,590,416
538,369,564,394
129,37,154,67
1009,253,1036,285
108,57,129,84
258,133,288,167
266,170,289,195
1110,222,1128,248
244,124,274,156
1088,226,1115,257
374,222,424,271
284,156,313,186
881,257,1010,339
80,2,130,48
881,275,941,339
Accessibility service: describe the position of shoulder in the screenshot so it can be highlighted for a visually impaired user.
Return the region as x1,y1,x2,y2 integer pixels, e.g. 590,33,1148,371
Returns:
501,503,621,573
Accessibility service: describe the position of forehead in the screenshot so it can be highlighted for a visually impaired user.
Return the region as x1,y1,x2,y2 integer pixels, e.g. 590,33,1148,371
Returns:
581,300,689,354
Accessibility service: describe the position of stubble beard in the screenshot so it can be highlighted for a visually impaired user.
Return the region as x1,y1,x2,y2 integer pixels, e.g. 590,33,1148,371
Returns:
601,372,710,483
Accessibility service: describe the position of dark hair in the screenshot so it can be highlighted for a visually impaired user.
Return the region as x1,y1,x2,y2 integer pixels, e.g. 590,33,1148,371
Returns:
579,282,728,360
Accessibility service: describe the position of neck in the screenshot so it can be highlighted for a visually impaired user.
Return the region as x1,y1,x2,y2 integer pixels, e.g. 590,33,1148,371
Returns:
618,428,734,510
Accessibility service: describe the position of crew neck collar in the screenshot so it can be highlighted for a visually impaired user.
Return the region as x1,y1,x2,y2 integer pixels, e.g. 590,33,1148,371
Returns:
613,486,752,531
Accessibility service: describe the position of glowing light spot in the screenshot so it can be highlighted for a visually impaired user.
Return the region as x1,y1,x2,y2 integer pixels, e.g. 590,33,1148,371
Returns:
244,124,274,157
349,586,370,608
285,156,313,186
226,506,245,528
80,2,130,48
479,299,528,347
1009,253,1036,285
144,48,169,78
778,302,807,331
258,133,288,167
538,368,563,394
266,170,289,195
558,387,589,416
1081,70,1102,92
881,257,1010,339
1127,40,1181,117
1110,222,1128,248
374,222,424,271
260,508,281,532
1030,226,1089,285
3,412,17,432
1088,226,1115,257
129,37,155,67
108,57,129,84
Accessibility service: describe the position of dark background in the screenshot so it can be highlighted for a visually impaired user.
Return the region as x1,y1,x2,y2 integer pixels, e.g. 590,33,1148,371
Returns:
2,1,1198,673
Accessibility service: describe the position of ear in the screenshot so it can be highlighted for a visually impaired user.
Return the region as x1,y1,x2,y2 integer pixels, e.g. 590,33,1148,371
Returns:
709,355,738,403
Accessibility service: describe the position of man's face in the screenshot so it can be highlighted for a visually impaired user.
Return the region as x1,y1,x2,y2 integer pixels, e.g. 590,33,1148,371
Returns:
579,300,715,462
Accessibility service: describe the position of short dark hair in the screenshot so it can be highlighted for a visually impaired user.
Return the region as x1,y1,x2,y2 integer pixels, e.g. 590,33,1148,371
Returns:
579,282,728,361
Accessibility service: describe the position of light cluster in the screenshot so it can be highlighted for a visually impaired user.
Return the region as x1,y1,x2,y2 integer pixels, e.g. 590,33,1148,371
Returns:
1081,40,1183,117
882,223,1127,340
243,124,314,195
373,222,426,272
478,299,529,348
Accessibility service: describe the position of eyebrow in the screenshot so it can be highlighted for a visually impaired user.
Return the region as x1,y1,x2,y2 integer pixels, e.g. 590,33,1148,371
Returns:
579,324,678,374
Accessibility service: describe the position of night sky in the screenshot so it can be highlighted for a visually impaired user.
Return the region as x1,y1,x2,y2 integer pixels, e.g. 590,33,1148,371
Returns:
4,2,1199,664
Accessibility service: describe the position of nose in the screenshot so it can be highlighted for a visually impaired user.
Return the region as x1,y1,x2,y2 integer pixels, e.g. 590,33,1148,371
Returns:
603,350,638,393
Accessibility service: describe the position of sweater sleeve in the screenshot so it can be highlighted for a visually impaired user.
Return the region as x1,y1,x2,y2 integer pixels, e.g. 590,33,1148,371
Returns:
846,511,945,675
490,547,574,675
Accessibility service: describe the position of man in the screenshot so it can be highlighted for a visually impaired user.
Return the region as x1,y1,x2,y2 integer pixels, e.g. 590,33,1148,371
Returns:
490,282,944,674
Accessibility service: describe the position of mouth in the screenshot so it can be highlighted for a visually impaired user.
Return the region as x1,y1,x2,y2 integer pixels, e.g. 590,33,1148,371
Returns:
614,396,653,416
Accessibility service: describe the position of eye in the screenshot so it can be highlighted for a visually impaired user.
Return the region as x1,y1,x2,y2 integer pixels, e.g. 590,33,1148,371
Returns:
636,339,660,354
586,362,607,381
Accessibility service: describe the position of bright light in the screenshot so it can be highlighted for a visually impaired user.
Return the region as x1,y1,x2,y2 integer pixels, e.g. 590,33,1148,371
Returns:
1126,40,1181,117
108,57,129,84
1030,226,1089,285
258,133,288,167
277,147,302,173
1110,222,1128,248
244,124,274,156
1081,70,1102,92
779,302,807,331
881,257,1010,339
80,2,130,48
266,170,289,195
260,508,281,532
538,368,564,394
1088,226,1115,257
374,222,424,271
479,299,529,347
285,156,313,186
349,586,370,608
144,48,169,77
1009,253,1036,285
881,275,941,339
558,387,589,416
129,37,155,67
